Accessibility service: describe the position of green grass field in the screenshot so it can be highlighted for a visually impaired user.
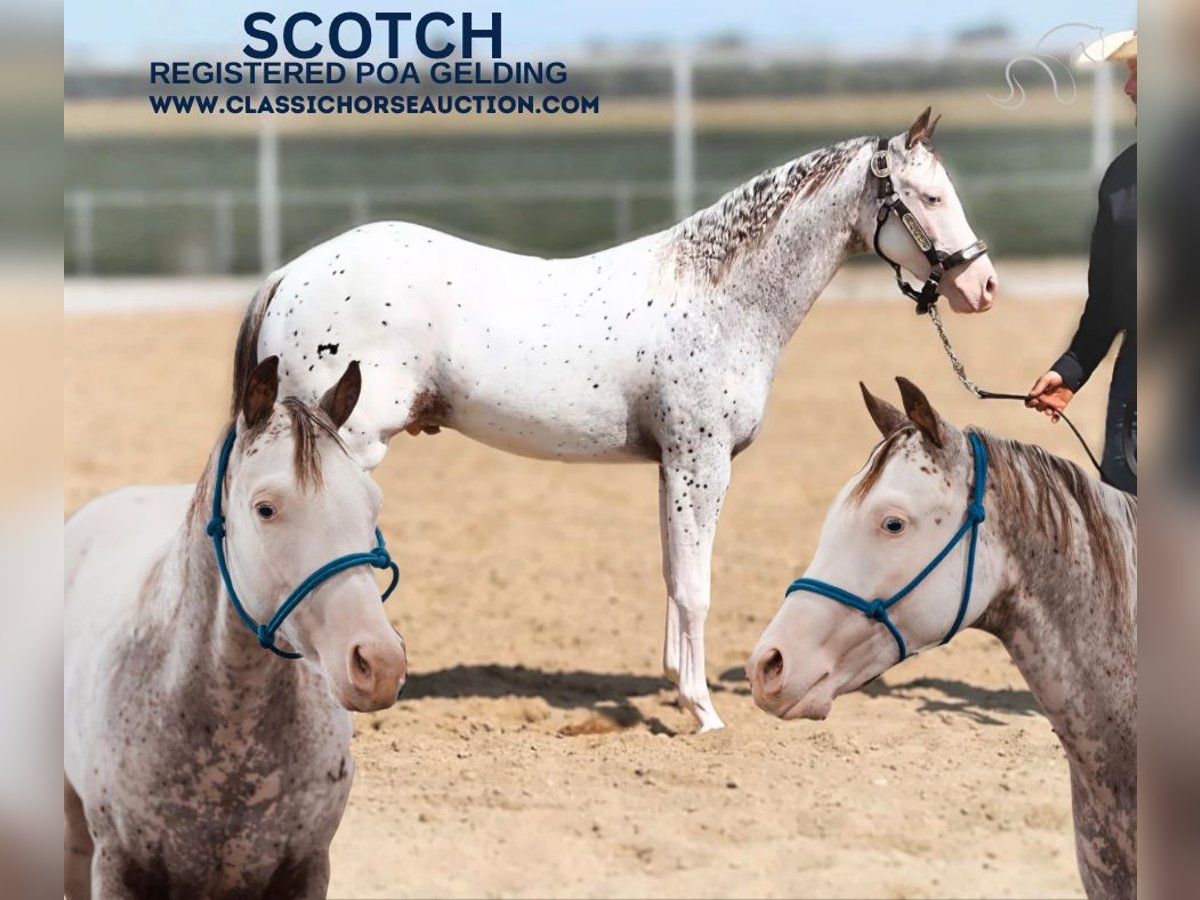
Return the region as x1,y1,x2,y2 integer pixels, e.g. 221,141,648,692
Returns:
65,124,1134,273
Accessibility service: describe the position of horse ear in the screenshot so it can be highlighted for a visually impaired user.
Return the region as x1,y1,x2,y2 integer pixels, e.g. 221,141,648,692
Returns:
926,113,943,143
319,360,362,429
860,382,906,438
905,106,933,150
895,376,944,448
242,355,279,430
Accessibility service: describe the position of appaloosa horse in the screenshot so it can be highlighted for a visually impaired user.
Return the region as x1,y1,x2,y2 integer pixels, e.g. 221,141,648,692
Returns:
64,359,407,899
747,378,1136,899
239,108,998,731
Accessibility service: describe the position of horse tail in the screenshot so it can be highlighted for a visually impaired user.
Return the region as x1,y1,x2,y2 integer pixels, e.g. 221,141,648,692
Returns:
231,270,286,416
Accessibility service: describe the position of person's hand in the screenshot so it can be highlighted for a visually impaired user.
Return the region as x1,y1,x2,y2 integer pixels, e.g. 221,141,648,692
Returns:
1026,371,1075,422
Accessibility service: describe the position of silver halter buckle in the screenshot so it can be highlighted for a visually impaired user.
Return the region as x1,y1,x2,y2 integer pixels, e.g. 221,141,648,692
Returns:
871,149,892,179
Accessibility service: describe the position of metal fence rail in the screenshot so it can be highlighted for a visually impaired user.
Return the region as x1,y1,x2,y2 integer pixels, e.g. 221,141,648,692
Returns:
63,170,1093,276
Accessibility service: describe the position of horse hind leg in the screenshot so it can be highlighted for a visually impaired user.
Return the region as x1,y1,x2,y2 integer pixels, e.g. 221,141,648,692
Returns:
659,475,681,687
64,776,93,900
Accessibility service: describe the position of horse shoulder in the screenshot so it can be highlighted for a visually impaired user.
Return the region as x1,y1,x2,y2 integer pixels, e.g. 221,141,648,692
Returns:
64,486,193,774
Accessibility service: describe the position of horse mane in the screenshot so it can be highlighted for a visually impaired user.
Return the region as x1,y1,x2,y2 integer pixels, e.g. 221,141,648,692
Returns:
847,425,1135,598
976,430,1136,596
186,398,346,530
849,425,917,504
671,137,873,284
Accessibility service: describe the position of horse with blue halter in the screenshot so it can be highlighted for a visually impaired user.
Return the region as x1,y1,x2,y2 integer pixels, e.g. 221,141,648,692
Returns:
747,377,1137,899
64,358,407,899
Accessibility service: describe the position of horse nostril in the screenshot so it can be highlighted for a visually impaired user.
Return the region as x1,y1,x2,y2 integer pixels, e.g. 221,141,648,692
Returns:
351,644,373,680
984,275,998,301
755,647,786,695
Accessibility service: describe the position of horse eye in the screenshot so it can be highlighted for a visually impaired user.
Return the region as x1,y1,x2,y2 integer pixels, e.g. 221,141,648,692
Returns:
924,194,942,206
882,516,905,534
255,502,276,520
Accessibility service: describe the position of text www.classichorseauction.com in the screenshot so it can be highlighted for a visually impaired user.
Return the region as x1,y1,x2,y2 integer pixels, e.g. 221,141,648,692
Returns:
146,12,600,116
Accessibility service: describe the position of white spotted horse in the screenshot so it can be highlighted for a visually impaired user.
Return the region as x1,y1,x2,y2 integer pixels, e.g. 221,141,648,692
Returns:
239,108,997,731
64,359,407,898
748,378,1136,898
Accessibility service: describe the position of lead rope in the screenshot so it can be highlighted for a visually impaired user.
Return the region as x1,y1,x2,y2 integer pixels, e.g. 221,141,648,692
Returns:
926,304,1105,473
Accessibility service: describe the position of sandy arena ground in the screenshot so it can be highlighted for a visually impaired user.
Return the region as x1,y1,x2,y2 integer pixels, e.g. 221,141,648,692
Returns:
65,281,1113,899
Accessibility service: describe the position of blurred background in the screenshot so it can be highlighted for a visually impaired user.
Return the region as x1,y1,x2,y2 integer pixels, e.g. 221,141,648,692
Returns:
64,1,1135,279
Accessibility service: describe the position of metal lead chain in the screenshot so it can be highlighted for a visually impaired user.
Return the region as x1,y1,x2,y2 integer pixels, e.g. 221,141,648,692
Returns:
925,303,1106,473
927,303,983,398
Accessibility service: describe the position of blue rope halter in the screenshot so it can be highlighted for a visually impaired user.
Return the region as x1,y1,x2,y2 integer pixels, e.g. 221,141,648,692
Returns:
784,431,988,662
206,427,400,659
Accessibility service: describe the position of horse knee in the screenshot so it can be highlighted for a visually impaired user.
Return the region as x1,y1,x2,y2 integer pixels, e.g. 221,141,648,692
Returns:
673,593,711,622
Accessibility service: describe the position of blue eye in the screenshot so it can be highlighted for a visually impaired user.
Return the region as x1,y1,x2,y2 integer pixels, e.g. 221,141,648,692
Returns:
882,516,905,534
255,503,276,520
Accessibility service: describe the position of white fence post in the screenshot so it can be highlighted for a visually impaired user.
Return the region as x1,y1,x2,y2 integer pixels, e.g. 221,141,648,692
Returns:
614,182,633,241
350,190,371,227
214,191,235,274
72,191,94,276
672,46,695,221
258,111,281,273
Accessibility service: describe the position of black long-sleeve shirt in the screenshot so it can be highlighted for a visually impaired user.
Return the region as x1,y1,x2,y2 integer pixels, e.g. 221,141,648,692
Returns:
1052,143,1137,392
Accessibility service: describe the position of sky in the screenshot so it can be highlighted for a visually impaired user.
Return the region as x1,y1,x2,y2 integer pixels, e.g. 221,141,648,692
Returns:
64,0,1136,64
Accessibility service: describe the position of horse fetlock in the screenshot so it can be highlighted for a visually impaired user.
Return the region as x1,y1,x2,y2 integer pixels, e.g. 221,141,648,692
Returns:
677,684,724,731
696,711,727,733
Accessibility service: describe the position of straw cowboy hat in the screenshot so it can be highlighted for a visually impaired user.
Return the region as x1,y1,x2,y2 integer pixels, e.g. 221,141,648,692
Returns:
1076,29,1137,66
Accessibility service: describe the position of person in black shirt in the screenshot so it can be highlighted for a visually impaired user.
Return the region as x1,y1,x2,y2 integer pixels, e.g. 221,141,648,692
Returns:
1027,32,1137,494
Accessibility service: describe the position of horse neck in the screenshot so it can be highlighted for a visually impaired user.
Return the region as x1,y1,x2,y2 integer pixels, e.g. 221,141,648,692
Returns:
159,432,300,690
974,434,1137,782
668,138,875,352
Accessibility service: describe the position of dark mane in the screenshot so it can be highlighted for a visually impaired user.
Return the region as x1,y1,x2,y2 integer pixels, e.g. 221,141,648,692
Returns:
977,430,1136,596
848,426,1135,596
187,398,346,530
849,425,917,504
276,398,337,491
672,137,873,284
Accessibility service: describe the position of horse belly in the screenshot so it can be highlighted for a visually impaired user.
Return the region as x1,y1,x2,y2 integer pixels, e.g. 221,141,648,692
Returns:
446,389,652,462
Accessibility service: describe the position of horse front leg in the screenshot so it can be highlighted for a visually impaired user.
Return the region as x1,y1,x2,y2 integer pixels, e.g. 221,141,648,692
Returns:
658,452,731,733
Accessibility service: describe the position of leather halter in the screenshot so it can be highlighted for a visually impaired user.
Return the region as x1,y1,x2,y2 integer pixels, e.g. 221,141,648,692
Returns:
871,137,989,315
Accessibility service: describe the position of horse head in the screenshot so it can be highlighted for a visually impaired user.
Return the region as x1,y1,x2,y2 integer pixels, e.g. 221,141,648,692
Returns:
861,108,999,313
220,356,408,711
746,377,1000,719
